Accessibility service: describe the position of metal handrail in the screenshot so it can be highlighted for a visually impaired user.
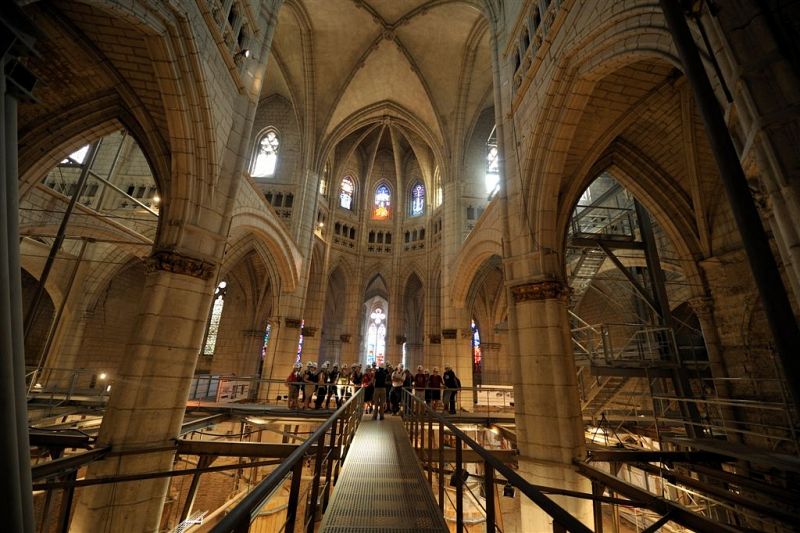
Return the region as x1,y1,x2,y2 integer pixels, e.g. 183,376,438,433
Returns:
211,387,364,533
403,390,592,533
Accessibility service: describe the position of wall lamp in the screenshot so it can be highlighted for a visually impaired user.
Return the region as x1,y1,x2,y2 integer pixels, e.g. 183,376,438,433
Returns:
234,49,251,63
503,483,515,498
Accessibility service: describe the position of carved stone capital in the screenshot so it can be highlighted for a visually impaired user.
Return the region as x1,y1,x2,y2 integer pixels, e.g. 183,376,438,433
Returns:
339,334,351,343
510,280,569,303
146,250,216,280
688,296,714,318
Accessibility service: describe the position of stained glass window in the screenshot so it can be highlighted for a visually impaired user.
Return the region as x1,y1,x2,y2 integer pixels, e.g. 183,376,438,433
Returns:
471,319,482,372
296,319,305,364
203,281,228,355
251,130,279,177
340,176,354,209
366,308,386,366
411,182,425,216
485,126,499,195
261,323,272,361
372,184,391,220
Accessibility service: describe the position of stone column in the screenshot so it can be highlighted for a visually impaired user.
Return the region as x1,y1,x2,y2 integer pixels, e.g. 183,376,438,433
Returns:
258,316,303,401
509,280,592,529
72,251,217,532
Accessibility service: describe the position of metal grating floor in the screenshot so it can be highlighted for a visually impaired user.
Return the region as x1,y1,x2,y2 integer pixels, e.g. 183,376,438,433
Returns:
319,415,448,532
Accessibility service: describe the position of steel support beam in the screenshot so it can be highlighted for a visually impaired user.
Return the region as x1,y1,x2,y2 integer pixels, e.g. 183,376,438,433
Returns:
659,0,800,414
576,462,738,532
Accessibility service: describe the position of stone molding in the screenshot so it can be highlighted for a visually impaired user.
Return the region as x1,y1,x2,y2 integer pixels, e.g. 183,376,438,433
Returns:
510,280,569,302
146,250,216,280
285,318,303,329
441,329,457,340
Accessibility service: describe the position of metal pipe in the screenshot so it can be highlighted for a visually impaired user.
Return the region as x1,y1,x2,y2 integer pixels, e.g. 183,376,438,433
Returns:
5,59,37,532
87,167,158,217
92,130,128,211
1,59,27,533
659,0,800,414
23,139,100,340
456,436,464,533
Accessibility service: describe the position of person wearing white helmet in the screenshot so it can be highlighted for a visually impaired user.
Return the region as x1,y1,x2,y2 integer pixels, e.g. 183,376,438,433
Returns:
313,362,327,409
338,363,352,403
390,364,404,415
324,362,340,409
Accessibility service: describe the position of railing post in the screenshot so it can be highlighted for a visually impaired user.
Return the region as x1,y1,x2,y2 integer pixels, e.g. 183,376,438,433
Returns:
456,436,464,533
438,420,445,511
306,431,327,533
285,460,303,533
322,418,339,512
485,463,496,533
427,416,434,485
591,481,604,533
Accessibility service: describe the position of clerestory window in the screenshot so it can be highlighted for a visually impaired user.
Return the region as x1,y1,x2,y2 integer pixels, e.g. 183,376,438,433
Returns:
410,182,425,216
251,129,279,178
339,176,355,210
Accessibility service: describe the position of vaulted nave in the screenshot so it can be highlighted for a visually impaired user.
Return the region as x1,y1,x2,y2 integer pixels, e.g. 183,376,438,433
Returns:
2,1,800,532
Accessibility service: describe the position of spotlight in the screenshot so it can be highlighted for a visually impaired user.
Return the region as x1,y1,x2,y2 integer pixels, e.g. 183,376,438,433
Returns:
98,372,107,380
449,468,469,487
503,483,515,498
105,385,112,393
234,49,251,63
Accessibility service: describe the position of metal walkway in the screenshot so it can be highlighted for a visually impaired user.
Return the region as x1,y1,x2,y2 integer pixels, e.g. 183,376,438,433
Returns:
319,415,448,532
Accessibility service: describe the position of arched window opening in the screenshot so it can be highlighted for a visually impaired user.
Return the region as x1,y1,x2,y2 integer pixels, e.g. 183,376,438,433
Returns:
411,182,425,216
203,281,228,356
339,176,355,210
60,144,90,166
320,162,330,196
372,183,391,220
251,129,279,178
256,322,272,378
485,126,500,196
365,307,387,366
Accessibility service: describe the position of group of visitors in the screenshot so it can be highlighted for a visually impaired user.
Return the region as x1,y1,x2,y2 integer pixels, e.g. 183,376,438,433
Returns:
286,360,462,415
285,361,343,410
412,364,461,414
